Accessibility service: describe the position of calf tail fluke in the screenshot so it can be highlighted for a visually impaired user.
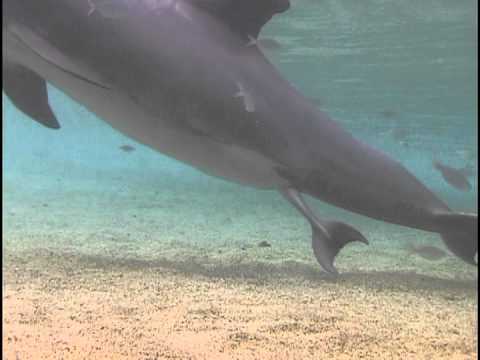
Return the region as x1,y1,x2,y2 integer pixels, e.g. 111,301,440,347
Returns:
436,212,478,265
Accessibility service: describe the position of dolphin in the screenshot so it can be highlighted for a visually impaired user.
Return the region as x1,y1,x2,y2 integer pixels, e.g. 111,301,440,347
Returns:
3,0,477,273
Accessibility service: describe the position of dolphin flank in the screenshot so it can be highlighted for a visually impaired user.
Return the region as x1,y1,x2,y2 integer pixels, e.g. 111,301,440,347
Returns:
3,0,477,273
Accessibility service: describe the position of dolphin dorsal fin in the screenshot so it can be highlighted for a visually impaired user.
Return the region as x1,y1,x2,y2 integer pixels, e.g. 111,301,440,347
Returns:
192,0,290,39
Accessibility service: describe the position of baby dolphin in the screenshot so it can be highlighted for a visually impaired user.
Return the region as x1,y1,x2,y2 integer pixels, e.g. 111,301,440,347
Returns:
433,161,473,192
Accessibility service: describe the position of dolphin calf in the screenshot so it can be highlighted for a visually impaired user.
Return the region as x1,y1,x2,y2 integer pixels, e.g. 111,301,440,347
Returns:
3,0,477,273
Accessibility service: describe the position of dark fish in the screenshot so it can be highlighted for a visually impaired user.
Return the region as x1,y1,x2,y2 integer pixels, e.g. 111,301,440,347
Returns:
257,38,282,50
258,240,271,248
433,161,472,192
406,243,448,261
119,144,135,152
380,109,397,118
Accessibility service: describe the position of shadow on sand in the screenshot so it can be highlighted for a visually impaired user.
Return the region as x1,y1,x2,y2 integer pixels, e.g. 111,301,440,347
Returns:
9,250,476,296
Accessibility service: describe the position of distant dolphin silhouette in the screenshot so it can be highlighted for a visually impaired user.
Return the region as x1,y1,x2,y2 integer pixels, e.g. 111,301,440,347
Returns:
3,0,477,273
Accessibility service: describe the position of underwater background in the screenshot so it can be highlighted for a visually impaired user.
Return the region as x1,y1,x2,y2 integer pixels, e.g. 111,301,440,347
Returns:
3,0,478,359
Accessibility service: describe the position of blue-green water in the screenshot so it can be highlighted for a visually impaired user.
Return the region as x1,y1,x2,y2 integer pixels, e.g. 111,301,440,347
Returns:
2,1,478,358
4,0,477,207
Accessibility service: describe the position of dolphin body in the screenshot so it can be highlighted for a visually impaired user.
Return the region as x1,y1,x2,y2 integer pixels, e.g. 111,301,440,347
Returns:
3,0,477,273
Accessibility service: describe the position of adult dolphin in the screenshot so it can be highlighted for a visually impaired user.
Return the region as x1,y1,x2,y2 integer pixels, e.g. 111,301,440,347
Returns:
3,0,477,273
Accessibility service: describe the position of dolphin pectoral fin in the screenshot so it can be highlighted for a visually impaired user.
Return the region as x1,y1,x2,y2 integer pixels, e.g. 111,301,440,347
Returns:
311,220,369,275
3,62,60,129
193,0,290,39
280,187,368,274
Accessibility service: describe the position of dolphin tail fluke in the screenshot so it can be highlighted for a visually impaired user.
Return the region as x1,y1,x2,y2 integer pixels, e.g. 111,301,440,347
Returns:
436,212,478,265
311,221,369,274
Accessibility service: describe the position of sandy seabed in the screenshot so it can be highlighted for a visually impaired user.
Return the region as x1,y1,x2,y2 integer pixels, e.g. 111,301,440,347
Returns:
2,170,478,359
2,252,478,360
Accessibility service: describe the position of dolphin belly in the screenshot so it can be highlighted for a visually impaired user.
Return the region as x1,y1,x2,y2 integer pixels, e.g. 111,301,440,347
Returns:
4,29,286,189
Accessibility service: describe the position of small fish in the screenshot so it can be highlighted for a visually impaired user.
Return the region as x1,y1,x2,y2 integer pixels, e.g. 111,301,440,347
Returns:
380,109,397,119
433,161,472,192
258,241,271,248
119,144,136,152
406,243,448,261
257,38,282,50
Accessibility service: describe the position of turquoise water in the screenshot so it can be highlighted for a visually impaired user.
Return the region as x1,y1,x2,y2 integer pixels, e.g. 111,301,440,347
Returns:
2,1,478,358
4,0,477,206
3,0,477,273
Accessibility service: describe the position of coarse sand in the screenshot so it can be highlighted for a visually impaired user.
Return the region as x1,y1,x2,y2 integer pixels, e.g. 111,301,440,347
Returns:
3,170,478,359
3,249,477,360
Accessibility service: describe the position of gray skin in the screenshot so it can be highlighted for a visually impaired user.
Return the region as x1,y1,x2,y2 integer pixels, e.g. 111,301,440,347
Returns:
3,0,477,273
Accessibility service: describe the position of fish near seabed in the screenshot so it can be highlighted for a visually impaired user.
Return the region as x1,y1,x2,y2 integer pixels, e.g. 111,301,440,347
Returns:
433,161,473,192
3,0,477,274
405,243,448,261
